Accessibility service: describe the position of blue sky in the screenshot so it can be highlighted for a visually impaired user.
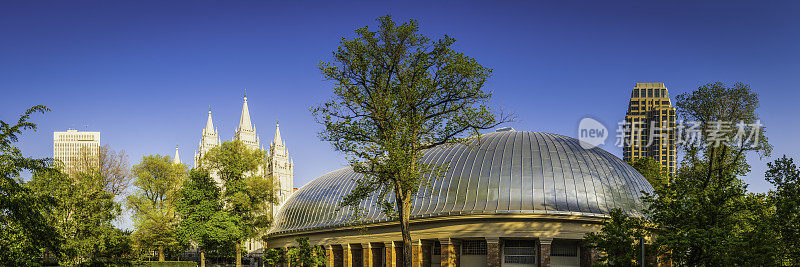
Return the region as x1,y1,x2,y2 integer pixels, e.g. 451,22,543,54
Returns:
2,1,798,228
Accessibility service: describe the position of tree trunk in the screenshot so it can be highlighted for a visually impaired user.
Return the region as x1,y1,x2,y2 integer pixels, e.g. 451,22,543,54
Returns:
397,189,412,267
236,242,242,267
201,250,206,267
159,246,165,261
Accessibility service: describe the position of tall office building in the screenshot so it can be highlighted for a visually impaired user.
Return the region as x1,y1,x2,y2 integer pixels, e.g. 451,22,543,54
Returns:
623,83,677,175
53,130,100,173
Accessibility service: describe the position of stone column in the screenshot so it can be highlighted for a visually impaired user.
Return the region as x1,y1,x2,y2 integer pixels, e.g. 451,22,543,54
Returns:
486,237,501,267
454,241,461,267
439,238,456,267
385,241,397,267
326,245,335,267
362,243,373,267
422,241,432,267
411,240,423,267
538,238,552,267
343,244,353,267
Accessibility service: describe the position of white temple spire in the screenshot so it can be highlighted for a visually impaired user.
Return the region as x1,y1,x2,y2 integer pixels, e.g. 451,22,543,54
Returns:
238,94,253,132
174,145,181,164
268,120,293,219
234,92,260,150
273,122,282,145
195,106,221,168
205,106,215,134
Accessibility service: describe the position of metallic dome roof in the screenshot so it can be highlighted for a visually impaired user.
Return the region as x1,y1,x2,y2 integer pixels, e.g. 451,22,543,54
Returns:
269,130,653,235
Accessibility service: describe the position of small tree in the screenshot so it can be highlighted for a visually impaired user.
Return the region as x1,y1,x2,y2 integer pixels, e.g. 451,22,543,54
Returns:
286,237,326,267
128,154,186,261
264,248,287,267
176,169,242,267
76,144,132,196
584,209,650,267
313,15,511,266
202,140,277,267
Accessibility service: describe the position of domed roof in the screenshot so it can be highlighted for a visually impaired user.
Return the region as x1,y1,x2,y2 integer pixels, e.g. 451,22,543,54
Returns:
269,131,653,235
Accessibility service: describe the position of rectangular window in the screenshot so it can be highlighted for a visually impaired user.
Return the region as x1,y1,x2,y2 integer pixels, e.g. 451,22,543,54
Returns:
648,89,653,98
551,240,578,257
633,89,639,98
462,240,487,255
504,240,536,264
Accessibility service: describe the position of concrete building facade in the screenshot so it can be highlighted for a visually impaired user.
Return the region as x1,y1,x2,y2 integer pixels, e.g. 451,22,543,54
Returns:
53,130,100,173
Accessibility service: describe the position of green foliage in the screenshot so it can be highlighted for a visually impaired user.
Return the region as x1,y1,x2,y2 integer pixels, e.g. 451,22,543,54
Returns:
628,157,670,191
176,169,242,257
765,155,800,265
201,140,277,265
202,140,276,240
313,15,510,266
674,82,772,174
730,192,781,266
128,155,187,259
641,82,777,265
29,169,126,265
286,237,325,267
71,228,135,266
263,248,286,266
0,105,62,266
584,209,651,267
643,167,772,265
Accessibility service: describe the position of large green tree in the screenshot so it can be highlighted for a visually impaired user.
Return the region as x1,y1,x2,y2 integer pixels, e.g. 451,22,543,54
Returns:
643,82,774,265
29,139,132,265
127,154,187,261
0,105,62,266
201,140,277,267
176,168,242,267
313,15,510,266
765,155,800,265
29,166,126,265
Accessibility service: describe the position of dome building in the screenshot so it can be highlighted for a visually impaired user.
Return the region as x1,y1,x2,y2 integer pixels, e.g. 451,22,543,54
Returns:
266,129,652,267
